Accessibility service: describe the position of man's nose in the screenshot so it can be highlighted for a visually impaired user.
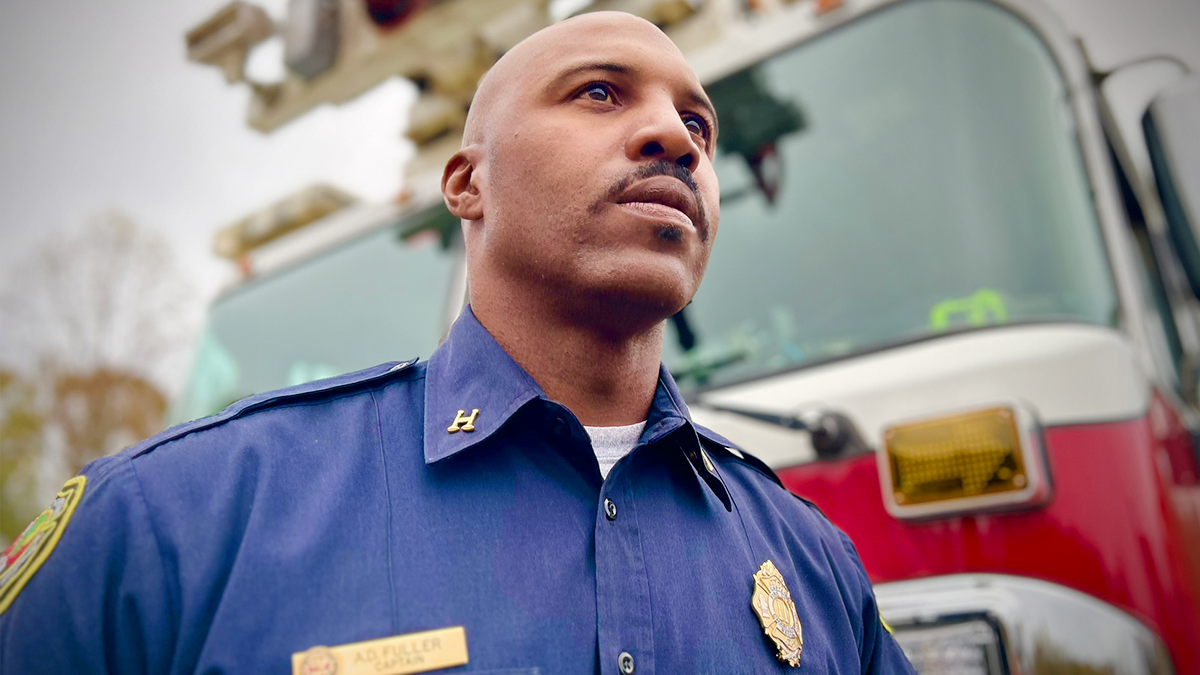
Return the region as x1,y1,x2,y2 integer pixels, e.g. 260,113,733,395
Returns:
625,99,702,173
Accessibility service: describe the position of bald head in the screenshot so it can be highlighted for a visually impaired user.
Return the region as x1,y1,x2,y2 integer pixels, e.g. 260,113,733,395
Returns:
441,9,720,336
463,12,689,148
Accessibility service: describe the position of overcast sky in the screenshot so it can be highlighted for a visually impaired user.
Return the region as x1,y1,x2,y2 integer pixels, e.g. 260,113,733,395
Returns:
1,0,1198,382
0,0,416,298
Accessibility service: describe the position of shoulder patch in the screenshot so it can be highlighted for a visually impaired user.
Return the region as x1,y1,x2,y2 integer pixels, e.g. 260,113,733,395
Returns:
0,475,87,614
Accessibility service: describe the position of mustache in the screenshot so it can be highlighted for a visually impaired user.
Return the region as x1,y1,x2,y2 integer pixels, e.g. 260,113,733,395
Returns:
592,160,710,242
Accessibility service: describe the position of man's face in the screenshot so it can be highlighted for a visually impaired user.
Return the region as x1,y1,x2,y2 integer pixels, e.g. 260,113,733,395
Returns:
470,14,720,322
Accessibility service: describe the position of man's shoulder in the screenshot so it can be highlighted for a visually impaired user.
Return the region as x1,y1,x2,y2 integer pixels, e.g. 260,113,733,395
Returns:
104,359,426,472
70,358,428,541
694,426,878,612
693,422,790,495
694,424,847,539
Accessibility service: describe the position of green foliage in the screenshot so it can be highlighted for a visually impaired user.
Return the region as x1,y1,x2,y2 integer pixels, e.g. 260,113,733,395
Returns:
0,371,46,543
0,213,192,546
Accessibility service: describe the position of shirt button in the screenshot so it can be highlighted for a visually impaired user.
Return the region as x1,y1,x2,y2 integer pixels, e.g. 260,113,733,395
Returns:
604,498,617,521
618,651,635,674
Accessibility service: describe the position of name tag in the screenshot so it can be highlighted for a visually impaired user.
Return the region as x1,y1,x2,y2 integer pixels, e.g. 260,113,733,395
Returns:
292,626,469,675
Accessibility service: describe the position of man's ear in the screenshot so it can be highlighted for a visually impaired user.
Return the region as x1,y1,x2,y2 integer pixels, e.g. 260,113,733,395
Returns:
441,149,484,221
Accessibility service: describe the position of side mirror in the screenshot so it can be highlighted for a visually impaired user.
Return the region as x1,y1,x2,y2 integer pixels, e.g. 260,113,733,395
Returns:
1144,77,1200,298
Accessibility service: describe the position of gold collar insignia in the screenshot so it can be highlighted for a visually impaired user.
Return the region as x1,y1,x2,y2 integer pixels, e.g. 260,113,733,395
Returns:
751,559,803,667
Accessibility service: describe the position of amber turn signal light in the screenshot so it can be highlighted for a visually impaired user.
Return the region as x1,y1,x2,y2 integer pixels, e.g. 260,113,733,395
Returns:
879,404,1052,519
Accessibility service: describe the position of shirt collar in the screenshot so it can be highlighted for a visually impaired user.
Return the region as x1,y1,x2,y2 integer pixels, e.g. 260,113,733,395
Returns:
422,307,736,509
423,306,544,464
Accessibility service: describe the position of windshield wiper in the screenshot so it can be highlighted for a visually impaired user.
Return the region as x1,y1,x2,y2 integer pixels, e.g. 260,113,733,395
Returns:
692,402,871,460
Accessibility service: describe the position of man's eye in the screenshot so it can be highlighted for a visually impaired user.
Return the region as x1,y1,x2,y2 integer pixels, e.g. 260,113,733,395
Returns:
580,83,616,103
683,114,709,139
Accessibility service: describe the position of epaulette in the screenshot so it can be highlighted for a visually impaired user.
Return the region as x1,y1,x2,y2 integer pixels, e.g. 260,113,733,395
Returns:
696,433,838,522
696,433,785,489
128,358,419,460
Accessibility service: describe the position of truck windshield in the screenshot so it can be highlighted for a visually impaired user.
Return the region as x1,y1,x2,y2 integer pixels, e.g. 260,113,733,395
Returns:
665,0,1117,389
169,207,459,424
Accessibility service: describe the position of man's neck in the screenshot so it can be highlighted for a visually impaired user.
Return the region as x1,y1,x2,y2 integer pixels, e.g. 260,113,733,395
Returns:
470,297,664,426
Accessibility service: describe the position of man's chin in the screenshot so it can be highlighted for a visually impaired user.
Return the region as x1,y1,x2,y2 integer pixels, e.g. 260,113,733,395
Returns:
566,272,697,332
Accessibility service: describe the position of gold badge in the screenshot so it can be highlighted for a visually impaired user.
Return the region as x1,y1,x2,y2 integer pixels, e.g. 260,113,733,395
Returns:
751,559,803,667
447,409,479,433
292,626,469,675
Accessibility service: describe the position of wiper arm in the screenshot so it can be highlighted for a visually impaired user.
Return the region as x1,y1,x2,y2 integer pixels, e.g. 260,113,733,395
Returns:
698,403,809,430
692,402,871,459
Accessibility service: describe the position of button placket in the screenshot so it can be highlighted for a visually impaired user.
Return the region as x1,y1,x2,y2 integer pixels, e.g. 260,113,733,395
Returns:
594,462,655,675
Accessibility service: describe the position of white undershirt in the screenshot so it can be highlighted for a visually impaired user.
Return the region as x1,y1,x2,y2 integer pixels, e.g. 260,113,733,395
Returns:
585,421,647,479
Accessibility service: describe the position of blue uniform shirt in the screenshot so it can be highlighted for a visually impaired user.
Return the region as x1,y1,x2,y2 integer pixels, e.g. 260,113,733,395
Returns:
1,308,915,674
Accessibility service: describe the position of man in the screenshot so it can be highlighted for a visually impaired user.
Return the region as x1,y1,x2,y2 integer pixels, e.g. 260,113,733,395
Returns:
0,12,915,674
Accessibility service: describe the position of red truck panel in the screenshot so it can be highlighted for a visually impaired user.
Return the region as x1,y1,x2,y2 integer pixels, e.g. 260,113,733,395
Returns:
778,394,1200,672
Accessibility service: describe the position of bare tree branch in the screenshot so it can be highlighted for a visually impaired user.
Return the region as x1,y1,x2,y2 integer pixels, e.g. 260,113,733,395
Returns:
0,212,199,542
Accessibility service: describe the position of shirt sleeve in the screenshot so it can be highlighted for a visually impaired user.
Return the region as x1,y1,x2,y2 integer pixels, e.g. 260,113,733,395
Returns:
0,455,175,674
838,531,917,675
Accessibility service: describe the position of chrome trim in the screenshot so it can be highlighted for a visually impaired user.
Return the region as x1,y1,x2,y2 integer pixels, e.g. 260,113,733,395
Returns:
875,574,1175,674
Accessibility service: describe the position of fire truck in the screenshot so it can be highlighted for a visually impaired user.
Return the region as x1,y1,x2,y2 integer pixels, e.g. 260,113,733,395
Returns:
179,0,1200,671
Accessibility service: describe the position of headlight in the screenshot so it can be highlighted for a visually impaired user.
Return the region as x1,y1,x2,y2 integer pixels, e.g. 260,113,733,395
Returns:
891,615,1006,675
876,574,1175,675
